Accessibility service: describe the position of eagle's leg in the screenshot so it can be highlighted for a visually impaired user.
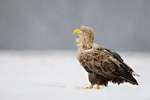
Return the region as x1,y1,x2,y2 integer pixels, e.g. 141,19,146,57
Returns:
95,84,100,89
85,84,93,89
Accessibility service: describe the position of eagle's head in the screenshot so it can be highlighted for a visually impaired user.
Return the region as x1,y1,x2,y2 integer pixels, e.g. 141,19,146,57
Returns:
73,26,94,43
73,26,95,49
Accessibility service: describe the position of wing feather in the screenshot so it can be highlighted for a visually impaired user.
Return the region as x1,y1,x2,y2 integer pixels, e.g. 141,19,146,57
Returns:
78,47,134,79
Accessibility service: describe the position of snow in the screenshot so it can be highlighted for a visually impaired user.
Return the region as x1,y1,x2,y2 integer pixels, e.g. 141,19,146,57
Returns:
0,51,149,100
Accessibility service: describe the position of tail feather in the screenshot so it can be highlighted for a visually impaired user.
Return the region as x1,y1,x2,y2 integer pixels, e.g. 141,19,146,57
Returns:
132,72,140,77
120,75,138,85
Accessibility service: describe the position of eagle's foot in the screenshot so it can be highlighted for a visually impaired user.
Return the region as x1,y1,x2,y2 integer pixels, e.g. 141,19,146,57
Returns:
95,85,100,89
85,84,93,89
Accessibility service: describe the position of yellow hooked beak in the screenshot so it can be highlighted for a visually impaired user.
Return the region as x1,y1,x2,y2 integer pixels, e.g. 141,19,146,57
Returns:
73,29,83,34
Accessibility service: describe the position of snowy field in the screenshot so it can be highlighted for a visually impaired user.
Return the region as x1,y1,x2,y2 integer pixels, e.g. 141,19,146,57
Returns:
0,51,149,100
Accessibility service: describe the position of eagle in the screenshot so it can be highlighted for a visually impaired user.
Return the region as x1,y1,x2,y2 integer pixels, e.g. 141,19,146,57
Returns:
73,26,139,89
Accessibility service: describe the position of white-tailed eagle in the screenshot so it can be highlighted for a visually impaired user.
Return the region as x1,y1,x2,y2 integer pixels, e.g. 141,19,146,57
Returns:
73,26,139,89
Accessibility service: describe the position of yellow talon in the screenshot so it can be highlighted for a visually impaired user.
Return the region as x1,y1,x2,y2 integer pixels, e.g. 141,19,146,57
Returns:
95,85,100,89
84,84,93,89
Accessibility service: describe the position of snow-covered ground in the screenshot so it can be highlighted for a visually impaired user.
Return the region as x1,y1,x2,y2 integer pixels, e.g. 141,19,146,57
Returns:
0,51,149,100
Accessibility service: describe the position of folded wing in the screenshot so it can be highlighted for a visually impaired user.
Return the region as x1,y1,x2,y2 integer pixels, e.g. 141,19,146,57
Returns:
77,47,138,85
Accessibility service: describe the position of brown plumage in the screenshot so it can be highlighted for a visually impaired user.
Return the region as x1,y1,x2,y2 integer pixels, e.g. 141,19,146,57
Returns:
73,26,139,89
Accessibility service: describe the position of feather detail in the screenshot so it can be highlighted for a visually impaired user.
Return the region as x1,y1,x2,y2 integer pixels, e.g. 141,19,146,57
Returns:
132,72,140,77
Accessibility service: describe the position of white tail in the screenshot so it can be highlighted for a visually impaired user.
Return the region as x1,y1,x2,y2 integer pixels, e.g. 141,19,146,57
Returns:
132,72,140,77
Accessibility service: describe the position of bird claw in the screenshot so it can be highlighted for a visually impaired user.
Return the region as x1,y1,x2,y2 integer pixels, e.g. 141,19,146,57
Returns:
84,85,93,89
95,85,100,89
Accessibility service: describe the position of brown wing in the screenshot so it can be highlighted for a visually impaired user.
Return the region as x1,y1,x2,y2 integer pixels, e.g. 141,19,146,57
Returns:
78,48,138,85
105,48,134,73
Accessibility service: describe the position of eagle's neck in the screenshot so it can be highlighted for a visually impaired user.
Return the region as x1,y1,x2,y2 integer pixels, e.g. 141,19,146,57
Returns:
76,35,94,51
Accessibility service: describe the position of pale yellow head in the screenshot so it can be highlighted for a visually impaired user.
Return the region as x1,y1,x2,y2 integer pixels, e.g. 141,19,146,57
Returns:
73,26,95,49
73,26,95,43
